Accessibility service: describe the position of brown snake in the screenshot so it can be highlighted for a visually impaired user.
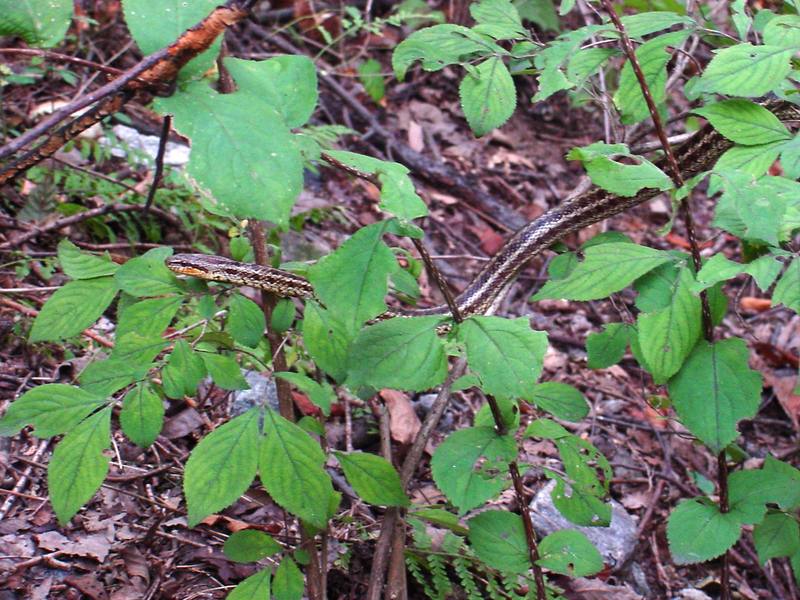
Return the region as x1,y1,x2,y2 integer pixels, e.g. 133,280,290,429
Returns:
166,100,800,319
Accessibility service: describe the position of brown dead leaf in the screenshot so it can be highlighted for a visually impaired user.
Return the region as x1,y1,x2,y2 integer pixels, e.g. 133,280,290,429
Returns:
120,546,150,584
567,577,643,599
35,531,111,561
64,574,109,600
764,371,800,430
379,389,421,445
466,224,505,255
407,120,424,152
740,297,772,312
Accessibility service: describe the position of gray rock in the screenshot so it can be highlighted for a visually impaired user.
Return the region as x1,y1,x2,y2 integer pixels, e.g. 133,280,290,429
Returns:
529,480,638,569
229,371,279,416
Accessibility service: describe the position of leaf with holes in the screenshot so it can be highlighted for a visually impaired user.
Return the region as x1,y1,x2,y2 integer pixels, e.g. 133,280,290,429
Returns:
468,510,530,574
537,530,603,577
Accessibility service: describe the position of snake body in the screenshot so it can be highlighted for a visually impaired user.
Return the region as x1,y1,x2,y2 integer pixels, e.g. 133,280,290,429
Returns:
166,100,800,318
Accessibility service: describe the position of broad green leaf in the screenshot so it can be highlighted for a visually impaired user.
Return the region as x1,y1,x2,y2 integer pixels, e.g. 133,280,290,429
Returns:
526,417,569,439
527,382,589,421
334,452,409,507
586,322,631,369
122,0,220,80
29,277,116,342
745,255,783,291
57,240,118,279
614,30,692,124
223,530,282,563
154,81,303,226
393,24,497,80
458,316,547,400
692,254,744,293
567,142,673,197
162,340,207,399
224,55,317,128
470,0,526,39
763,456,800,510
116,296,182,342
110,332,168,367
184,408,260,526
566,47,618,87
273,556,304,600
227,293,266,348
533,242,672,301
259,410,333,529
536,530,603,577
616,11,694,38
668,338,762,453
667,498,742,564
115,247,181,297
459,56,517,137
763,14,800,46
635,260,681,312
774,258,800,313
431,426,516,513
514,0,559,32
637,266,702,383
347,317,447,392
120,384,164,447
274,372,334,416
270,298,295,333
710,142,786,198
411,508,469,535
728,469,776,525
0,0,72,47
695,44,793,97
693,100,791,146
201,353,249,391
301,303,356,383
323,151,427,220
468,510,530,574
730,0,750,40
754,513,800,565
358,58,386,103
308,222,397,330
227,568,270,600
48,407,111,524
474,396,520,431
0,384,106,438
78,356,151,398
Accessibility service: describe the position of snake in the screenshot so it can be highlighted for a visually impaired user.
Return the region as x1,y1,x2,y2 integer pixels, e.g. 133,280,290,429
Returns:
166,100,800,319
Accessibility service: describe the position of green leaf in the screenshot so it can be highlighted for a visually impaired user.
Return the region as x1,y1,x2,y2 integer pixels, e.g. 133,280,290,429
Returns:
48,407,111,524
459,57,516,136
774,258,800,314
116,296,182,342
308,222,397,331
745,254,783,291
566,47,618,87
567,142,673,197
301,302,356,383
273,556,304,600
754,513,800,565
586,323,631,369
0,0,73,47
536,530,603,577
347,316,447,392
57,239,118,279
154,81,303,226
227,568,271,600
162,340,207,399
763,456,800,510
120,384,164,447
636,266,702,383
468,510,530,574
527,382,589,421
274,372,334,416
334,451,409,507
727,469,774,524
201,353,249,391
223,530,282,563
458,316,547,400
514,0,559,32
668,338,762,453
693,100,791,146
122,0,220,80
763,14,800,46
695,44,794,97
184,408,260,526
431,426,516,513
224,55,318,128
78,356,151,398
358,58,386,103
259,410,333,529
227,293,266,348
323,152,427,221
533,242,672,301
0,384,107,438
392,24,496,80
29,276,116,342
614,30,692,125
615,11,694,38
470,0,526,39
270,298,295,333
692,254,744,293
667,498,742,564
711,142,787,198
115,247,181,297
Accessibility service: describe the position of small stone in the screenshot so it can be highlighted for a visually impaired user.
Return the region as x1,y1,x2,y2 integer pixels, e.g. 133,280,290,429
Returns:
529,480,638,569
229,371,279,416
